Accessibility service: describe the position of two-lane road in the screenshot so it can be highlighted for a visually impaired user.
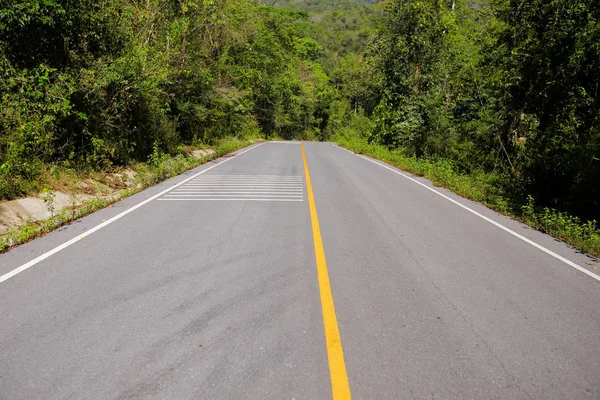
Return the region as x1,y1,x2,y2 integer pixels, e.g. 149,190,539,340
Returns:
1,142,599,399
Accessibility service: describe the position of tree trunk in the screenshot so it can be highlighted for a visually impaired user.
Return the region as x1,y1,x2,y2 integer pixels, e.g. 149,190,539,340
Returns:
413,64,421,89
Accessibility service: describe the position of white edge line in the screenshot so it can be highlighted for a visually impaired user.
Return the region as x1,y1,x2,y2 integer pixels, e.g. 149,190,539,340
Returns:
336,146,600,282
0,143,265,284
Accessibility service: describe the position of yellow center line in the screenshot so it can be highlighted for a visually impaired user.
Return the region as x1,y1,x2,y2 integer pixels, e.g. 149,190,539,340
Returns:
301,143,352,400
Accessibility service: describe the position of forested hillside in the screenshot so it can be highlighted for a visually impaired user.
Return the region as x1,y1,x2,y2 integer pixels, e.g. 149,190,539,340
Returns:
268,0,600,224
365,0,600,221
264,0,375,12
0,0,357,200
1,0,599,252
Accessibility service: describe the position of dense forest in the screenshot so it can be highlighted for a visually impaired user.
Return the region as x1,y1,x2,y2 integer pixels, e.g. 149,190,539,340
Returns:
366,0,600,223
0,0,354,199
1,0,599,247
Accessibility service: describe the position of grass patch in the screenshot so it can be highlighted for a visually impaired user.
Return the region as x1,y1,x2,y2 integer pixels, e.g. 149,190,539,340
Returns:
337,136,600,258
0,137,258,253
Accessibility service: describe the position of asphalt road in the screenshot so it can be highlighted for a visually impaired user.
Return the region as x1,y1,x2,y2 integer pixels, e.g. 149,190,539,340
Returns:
1,142,599,399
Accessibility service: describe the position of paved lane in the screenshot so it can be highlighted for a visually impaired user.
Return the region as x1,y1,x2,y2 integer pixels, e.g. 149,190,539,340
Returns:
1,143,329,399
1,142,599,399
306,142,600,399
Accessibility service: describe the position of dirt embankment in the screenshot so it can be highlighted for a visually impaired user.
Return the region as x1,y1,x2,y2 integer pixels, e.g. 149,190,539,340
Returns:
0,170,139,236
0,147,217,245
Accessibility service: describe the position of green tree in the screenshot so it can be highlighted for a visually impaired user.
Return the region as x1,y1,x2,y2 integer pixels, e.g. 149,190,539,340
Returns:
497,0,600,217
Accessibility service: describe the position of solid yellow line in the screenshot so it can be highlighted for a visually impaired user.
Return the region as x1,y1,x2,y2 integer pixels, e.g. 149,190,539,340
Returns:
301,143,352,400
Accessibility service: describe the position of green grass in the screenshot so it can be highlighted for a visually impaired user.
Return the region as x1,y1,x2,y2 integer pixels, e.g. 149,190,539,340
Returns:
337,136,600,258
0,138,258,253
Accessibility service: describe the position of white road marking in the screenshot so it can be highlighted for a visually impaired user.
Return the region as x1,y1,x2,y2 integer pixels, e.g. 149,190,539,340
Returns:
189,180,303,182
193,178,303,181
173,187,303,189
196,177,302,178
163,174,305,203
190,176,302,179
0,143,265,284
157,198,304,202
337,146,600,282
187,181,302,183
171,189,303,196
182,184,304,187
264,141,303,145
181,188,303,191
191,180,302,182
172,188,304,191
193,177,302,180
165,193,304,199
196,174,301,177
179,182,302,184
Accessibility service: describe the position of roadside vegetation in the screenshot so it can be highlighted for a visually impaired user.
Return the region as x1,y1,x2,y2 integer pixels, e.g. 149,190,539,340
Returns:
337,136,600,257
331,0,600,257
1,0,600,257
0,137,254,252
0,0,360,200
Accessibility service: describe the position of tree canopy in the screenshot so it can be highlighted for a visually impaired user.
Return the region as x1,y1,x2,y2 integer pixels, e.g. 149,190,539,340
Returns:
1,0,599,222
